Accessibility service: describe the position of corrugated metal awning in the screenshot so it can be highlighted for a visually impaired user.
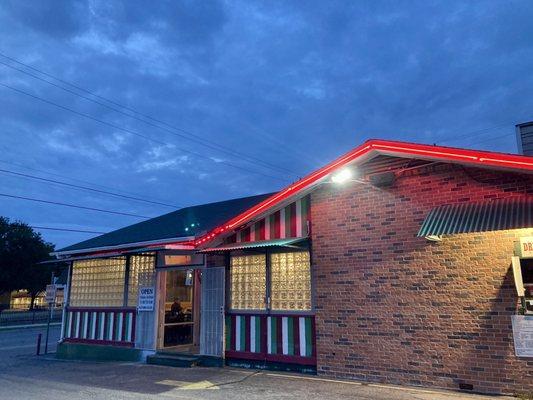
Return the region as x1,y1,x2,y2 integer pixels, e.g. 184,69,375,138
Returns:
200,237,308,253
418,197,533,237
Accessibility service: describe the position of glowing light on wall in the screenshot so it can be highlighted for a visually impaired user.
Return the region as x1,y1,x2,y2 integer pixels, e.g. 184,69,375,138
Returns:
331,168,353,184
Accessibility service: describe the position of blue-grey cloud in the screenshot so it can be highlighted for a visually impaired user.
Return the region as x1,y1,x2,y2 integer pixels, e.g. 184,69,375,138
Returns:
0,0,532,248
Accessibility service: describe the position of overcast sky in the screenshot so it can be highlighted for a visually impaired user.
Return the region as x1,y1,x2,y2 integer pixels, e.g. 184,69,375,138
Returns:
1,0,533,249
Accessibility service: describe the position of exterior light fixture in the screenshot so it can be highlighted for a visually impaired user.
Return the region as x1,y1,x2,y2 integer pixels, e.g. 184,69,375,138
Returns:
331,168,353,184
425,235,442,242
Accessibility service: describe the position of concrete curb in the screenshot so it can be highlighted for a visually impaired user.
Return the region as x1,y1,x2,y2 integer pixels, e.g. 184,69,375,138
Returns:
0,322,61,331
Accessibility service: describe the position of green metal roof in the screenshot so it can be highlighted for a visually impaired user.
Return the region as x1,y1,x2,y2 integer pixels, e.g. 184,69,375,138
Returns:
57,193,274,253
201,237,308,252
417,197,533,237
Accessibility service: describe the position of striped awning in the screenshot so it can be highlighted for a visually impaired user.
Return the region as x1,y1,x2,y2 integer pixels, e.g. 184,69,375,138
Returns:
200,237,307,253
418,197,533,237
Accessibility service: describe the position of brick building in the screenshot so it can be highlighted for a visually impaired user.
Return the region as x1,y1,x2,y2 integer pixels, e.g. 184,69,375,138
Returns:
311,161,533,393
54,140,533,395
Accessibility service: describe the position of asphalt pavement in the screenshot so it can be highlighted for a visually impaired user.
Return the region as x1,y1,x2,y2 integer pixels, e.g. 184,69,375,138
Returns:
0,324,60,362
0,326,513,400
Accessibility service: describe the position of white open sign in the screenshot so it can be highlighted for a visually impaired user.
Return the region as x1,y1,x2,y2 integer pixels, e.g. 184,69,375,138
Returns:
138,286,155,312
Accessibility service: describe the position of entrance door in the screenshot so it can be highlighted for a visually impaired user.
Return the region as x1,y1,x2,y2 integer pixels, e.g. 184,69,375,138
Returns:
162,269,195,349
200,267,225,357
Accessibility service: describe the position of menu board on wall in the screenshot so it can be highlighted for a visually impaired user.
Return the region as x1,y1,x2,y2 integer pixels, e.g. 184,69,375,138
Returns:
512,315,533,357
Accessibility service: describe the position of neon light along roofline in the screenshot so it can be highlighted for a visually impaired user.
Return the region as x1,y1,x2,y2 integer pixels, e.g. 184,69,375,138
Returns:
194,139,533,247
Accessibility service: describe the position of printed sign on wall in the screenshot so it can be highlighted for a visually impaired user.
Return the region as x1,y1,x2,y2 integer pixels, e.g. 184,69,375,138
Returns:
512,315,533,357
517,237,533,258
138,286,155,312
45,284,57,304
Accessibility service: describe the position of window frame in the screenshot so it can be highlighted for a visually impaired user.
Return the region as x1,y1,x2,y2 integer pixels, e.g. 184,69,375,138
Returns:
68,253,156,309
228,251,268,312
69,256,127,308
228,246,313,315
127,253,157,307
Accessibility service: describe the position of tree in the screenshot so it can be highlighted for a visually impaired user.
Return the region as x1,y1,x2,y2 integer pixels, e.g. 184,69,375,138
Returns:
0,217,56,309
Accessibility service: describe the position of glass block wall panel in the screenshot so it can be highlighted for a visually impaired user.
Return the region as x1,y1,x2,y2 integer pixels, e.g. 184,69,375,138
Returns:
270,251,311,311
127,254,156,307
230,254,266,310
70,258,127,307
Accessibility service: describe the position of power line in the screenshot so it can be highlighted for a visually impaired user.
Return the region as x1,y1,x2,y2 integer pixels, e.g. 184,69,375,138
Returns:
0,193,152,219
1,52,527,172
0,59,294,176
31,226,106,234
0,53,298,176
0,167,181,208
476,132,514,145
435,122,521,144
462,131,515,147
0,82,290,184
0,82,165,143
0,158,178,207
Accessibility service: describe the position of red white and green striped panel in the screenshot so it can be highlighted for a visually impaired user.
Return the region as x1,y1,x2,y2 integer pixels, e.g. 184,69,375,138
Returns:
266,315,314,358
63,307,136,347
228,195,310,243
225,314,315,363
225,314,263,353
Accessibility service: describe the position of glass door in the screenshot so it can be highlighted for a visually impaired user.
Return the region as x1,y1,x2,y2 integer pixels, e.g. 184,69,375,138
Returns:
163,270,194,347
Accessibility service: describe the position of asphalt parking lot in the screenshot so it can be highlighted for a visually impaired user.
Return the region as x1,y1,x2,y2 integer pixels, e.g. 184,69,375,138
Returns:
0,324,60,361
0,327,513,400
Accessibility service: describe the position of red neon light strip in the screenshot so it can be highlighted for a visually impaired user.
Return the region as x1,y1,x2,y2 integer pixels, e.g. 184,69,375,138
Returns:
194,139,533,246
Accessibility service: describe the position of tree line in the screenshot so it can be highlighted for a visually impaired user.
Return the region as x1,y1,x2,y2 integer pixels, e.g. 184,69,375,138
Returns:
0,217,60,310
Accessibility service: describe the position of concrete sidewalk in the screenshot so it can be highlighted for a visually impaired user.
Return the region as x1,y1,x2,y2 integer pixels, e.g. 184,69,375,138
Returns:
0,354,517,400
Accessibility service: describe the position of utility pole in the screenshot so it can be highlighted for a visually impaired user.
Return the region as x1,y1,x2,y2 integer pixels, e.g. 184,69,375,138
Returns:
44,272,56,355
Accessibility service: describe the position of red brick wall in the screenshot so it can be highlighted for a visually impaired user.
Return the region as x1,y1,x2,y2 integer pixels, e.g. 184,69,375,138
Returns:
310,162,533,394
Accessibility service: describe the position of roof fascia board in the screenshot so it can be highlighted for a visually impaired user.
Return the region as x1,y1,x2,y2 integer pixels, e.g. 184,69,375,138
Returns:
370,140,533,172
48,252,126,263
53,236,195,258
195,144,378,247
195,139,533,247
201,188,319,249
200,150,377,245
233,183,325,231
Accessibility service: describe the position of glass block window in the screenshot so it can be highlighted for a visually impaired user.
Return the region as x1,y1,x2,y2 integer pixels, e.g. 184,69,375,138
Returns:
70,258,126,307
270,252,311,311
127,254,156,307
230,254,266,310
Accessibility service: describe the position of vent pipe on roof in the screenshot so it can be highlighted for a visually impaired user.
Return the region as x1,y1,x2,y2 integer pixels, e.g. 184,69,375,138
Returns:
516,121,533,156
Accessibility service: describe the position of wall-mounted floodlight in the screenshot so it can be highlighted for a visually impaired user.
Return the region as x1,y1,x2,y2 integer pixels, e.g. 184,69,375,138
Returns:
425,235,442,242
331,168,353,184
